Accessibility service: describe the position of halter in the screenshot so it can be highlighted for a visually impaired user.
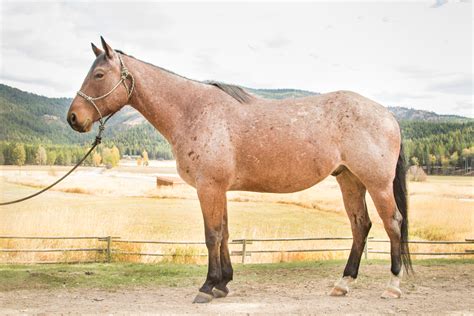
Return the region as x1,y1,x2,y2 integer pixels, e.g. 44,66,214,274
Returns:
77,53,135,137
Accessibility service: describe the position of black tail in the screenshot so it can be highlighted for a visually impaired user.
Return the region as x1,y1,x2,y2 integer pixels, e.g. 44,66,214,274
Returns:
393,144,413,274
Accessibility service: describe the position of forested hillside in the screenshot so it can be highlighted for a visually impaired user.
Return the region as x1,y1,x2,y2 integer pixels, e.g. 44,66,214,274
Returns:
388,107,469,122
0,83,472,171
401,121,473,171
0,84,89,144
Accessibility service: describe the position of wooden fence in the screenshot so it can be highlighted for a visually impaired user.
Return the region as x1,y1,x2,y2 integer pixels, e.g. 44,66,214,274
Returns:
0,235,473,264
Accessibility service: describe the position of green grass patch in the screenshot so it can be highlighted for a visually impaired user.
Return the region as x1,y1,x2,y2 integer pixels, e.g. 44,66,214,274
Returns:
0,259,472,291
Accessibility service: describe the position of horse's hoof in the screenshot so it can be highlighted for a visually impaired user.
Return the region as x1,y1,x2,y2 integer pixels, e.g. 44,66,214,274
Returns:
212,288,228,298
381,286,402,299
329,285,348,296
192,291,214,303
328,276,353,296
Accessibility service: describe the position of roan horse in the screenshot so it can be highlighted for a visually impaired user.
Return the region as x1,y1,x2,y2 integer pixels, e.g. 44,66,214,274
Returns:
68,37,411,303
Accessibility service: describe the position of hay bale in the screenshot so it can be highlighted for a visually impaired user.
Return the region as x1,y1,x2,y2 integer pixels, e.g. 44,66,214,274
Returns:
407,165,427,182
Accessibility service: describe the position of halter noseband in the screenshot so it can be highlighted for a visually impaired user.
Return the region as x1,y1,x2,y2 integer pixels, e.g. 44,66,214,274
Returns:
77,53,135,128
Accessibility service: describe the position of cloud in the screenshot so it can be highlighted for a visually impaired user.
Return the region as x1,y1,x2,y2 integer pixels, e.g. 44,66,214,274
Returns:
374,91,432,103
427,75,473,95
432,0,471,8
0,1,472,117
1,71,59,88
193,52,219,72
453,99,473,112
432,0,449,8
396,65,458,79
264,35,291,49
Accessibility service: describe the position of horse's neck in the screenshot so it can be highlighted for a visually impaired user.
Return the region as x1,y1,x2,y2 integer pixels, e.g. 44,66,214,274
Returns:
126,56,208,143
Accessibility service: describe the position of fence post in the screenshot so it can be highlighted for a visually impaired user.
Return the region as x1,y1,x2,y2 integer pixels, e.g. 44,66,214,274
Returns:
364,237,368,260
106,236,112,263
241,239,247,264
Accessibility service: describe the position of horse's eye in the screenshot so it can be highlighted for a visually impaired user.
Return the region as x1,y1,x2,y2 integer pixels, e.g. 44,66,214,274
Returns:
95,73,104,79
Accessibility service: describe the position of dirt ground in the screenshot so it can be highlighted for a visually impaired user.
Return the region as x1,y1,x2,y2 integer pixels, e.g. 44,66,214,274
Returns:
0,263,473,314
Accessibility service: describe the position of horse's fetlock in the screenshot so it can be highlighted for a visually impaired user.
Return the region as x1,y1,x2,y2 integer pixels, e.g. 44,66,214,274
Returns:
222,266,233,281
208,271,222,284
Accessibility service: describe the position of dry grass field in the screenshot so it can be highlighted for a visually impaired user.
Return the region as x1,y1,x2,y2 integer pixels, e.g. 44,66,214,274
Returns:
0,162,472,263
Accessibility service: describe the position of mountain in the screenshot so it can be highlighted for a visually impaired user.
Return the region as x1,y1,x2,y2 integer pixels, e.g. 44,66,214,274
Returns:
0,84,147,145
387,106,470,122
0,83,471,147
249,88,318,99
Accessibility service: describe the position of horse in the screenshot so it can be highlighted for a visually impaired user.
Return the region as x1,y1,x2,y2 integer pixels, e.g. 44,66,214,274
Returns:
67,37,411,303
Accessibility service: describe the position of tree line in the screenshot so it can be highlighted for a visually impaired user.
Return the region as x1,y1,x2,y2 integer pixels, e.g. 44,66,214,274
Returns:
0,142,120,168
401,121,473,172
0,140,167,168
1,121,472,172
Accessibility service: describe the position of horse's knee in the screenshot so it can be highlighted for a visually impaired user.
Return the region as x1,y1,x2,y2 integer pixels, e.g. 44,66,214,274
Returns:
205,230,223,248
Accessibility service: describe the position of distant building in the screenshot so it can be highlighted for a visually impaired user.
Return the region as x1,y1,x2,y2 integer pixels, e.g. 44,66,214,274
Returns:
156,176,186,187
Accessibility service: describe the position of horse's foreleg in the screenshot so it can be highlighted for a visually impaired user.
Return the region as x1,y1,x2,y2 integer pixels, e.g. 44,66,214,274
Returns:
369,184,404,298
330,170,371,296
193,183,227,304
213,205,233,298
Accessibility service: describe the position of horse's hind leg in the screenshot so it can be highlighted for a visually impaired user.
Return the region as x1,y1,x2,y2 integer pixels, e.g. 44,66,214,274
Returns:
368,183,404,298
329,169,372,296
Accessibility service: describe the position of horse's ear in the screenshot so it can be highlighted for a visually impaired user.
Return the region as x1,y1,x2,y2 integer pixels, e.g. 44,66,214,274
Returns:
91,42,103,57
100,36,114,59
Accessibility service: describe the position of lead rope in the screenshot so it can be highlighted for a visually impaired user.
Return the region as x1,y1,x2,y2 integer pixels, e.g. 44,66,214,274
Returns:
0,134,102,206
0,54,134,206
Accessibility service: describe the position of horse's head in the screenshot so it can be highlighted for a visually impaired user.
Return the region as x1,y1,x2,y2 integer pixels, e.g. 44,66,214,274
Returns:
67,37,133,133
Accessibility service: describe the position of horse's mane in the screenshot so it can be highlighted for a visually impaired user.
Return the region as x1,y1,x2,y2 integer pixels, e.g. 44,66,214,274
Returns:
203,81,253,104
115,49,253,104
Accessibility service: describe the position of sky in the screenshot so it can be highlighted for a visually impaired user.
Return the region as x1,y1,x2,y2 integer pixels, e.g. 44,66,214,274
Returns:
0,0,472,117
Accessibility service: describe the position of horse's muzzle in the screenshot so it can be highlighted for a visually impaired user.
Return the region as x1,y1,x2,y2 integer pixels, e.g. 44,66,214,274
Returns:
67,112,91,133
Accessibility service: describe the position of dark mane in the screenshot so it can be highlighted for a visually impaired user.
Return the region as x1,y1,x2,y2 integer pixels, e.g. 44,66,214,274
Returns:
204,81,253,104
115,49,253,104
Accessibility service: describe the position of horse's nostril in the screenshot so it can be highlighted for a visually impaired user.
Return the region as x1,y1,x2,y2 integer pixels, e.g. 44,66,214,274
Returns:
70,112,77,124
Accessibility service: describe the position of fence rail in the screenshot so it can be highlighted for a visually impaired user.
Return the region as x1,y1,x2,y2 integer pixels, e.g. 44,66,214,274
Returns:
0,236,120,240
0,235,473,264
